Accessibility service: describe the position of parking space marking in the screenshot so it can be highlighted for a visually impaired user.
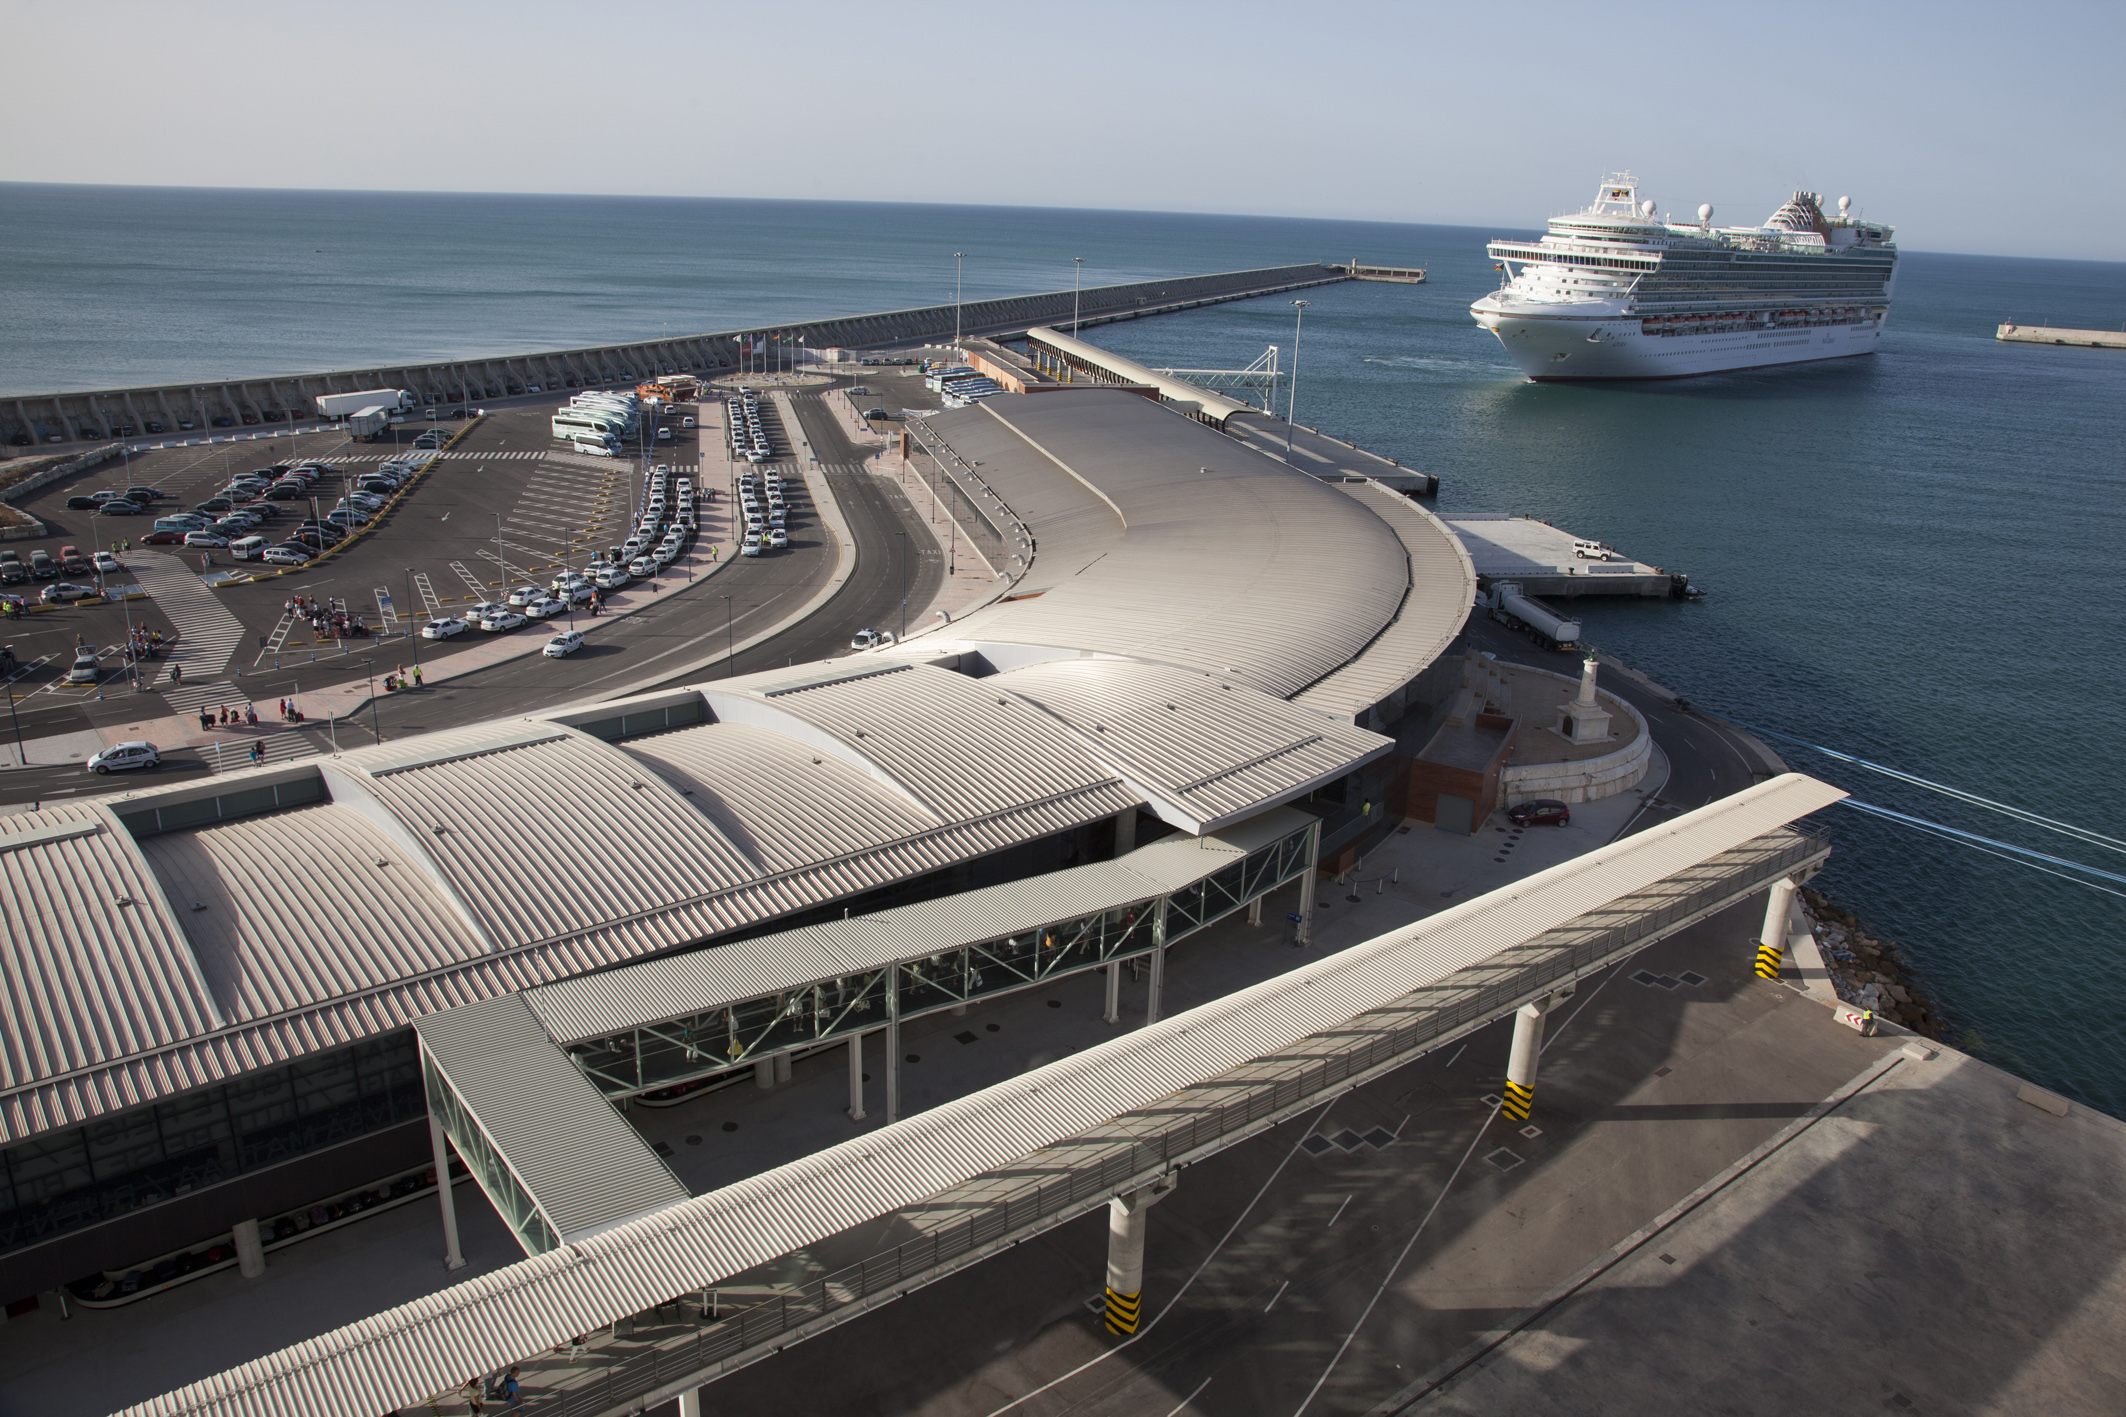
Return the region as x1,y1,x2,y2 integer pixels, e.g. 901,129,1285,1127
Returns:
450,562,489,598
254,611,296,665
413,573,441,618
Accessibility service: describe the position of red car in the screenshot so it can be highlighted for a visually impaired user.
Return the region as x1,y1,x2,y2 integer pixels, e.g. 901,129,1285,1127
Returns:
1508,799,1571,827
142,528,187,546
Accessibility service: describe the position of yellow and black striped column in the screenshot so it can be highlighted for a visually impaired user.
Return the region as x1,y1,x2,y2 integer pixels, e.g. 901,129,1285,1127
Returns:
1103,1177,1175,1339
1756,877,1799,979
1502,992,1563,1123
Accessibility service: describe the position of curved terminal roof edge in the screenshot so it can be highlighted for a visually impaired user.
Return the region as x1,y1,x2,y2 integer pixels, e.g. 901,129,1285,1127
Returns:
0,392,1469,1147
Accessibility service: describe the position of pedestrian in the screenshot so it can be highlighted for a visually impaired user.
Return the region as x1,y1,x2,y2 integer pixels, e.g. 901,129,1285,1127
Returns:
566,1336,586,1362
412,665,422,688
461,1376,484,1415
246,703,257,725
122,537,130,552
199,709,211,732
503,1366,521,1410
249,741,263,765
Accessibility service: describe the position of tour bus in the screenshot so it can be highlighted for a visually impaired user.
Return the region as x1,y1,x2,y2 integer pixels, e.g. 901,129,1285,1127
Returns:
566,399,637,432
552,410,627,441
572,393,640,416
572,436,619,458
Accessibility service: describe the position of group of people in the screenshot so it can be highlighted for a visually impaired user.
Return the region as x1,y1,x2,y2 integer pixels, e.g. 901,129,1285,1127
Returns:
382,664,424,691
198,703,260,731
124,625,164,661
455,1363,523,1413
284,593,370,639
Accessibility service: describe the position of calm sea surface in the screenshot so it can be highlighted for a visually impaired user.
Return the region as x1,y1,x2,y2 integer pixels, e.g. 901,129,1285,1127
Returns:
5,184,2124,1111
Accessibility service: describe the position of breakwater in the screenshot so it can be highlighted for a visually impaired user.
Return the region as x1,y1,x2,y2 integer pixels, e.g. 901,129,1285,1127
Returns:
1,264,1344,449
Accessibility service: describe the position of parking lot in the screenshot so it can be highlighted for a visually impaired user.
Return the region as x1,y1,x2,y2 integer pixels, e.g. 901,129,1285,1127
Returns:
0,371,944,801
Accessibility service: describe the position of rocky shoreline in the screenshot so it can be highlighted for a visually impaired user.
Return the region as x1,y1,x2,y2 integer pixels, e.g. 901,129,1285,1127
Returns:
1801,888,1942,1039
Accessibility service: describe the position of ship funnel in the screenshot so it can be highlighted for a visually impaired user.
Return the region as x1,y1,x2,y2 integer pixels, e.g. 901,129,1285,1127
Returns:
1697,203,1713,224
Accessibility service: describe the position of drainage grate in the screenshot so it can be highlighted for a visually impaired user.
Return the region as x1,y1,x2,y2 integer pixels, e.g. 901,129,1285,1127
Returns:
1332,1128,1366,1151
652,1140,675,1157
1631,969,1661,986
954,1031,978,1045
1654,975,1681,989
1301,1134,1334,1156
1481,1093,1503,1108
1659,1253,1677,1265
1655,1065,1673,1077
1679,970,1708,986
1484,1148,1524,1172
1519,1125,1543,1139
1362,1127,1395,1149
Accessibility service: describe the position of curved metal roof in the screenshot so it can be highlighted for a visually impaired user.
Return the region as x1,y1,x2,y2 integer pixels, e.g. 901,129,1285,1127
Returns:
0,391,1469,1149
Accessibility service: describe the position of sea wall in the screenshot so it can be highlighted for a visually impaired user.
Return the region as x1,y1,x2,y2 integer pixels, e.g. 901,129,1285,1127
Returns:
2,265,1346,448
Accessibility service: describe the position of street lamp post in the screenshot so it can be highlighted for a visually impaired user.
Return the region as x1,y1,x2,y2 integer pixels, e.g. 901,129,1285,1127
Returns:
405,568,420,668
953,253,965,347
1072,256,1084,334
1284,300,1310,463
898,530,907,641
723,595,734,677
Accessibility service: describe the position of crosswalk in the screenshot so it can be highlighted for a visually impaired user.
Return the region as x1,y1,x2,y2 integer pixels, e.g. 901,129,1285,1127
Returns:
159,680,236,715
327,449,703,469
129,552,250,686
201,730,321,774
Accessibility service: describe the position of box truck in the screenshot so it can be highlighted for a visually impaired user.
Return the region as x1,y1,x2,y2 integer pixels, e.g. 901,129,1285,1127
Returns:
315,388,416,419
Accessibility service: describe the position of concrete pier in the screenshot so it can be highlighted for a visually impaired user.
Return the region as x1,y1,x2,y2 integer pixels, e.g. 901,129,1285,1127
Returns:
1447,514,1676,597
0,265,1347,449
1996,322,2126,349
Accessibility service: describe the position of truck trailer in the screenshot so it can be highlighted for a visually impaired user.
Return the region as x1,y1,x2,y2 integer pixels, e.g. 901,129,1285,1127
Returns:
347,407,390,441
315,388,416,419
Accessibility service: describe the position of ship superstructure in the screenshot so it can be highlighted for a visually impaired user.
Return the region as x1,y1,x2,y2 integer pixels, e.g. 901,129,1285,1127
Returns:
1471,174,1898,380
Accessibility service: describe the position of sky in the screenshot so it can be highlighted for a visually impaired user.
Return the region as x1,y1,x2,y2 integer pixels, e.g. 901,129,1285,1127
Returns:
7,0,2124,262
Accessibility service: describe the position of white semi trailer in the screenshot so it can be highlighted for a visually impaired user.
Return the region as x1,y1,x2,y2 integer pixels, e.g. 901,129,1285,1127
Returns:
1484,582,1581,651
315,388,416,419
347,407,390,441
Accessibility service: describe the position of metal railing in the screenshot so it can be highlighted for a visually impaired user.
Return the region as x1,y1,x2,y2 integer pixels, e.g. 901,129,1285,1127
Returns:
517,828,1826,1417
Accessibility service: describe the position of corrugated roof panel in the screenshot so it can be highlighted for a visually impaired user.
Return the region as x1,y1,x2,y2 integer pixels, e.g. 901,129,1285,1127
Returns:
996,658,1390,826
415,995,689,1243
745,662,1120,820
1293,480,1477,721
623,722,936,874
932,393,1410,699
0,803,218,1093
356,732,759,945
138,803,489,1024
118,778,1841,1417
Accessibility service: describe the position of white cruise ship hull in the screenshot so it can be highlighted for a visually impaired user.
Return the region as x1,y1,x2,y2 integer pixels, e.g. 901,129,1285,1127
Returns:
1478,313,1885,381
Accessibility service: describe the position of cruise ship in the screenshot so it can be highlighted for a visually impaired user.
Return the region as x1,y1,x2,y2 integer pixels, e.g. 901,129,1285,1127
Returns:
1471,174,1898,380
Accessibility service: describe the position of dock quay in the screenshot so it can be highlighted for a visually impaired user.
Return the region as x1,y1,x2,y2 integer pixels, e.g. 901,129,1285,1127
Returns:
1996,322,2126,349
0,264,1349,451
1336,259,1428,282
1448,513,1680,596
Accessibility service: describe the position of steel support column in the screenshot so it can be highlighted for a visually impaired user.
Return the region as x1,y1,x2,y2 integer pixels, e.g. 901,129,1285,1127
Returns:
1503,987,1570,1122
1103,961,1121,1025
428,1111,466,1271
1145,900,1168,1026
886,966,902,1123
847,1032,866,1121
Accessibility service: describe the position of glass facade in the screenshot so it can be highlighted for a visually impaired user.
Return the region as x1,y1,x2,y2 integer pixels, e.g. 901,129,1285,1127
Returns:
0,1032,423,1258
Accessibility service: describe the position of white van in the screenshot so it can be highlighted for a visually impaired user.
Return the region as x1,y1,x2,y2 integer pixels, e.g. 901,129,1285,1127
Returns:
573,438,617,458
1572,539,1610,560
230,535,269,560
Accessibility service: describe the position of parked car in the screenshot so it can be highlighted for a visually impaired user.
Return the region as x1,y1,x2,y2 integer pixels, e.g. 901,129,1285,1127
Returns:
58,545,88,575
0,553,25,585
766,528,788,549
260,545,312,566
42,581,100,604
65,649,100,683
183,532,230,548
1507,799,1572,827
28,550,57,578
142,529,188,546
96,500,144,516
64,495,101,510
92,551,121,576
850,627,894,649
543,629,586,658
478,608,526,633
523,596,566,621
593,566,631,590
86,741,161,774
123,487,167,502
421,616,469,640
505,584,547,609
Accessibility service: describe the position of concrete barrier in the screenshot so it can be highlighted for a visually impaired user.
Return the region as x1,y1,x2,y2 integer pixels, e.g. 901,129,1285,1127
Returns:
2,266,1347,448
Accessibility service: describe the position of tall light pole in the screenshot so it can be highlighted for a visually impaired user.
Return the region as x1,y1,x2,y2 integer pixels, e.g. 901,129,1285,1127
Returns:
1072,257,1084,334
953,253,965,347
1284,300,1310,463
898,530,907,641
722,594,734,677
405,568,420,667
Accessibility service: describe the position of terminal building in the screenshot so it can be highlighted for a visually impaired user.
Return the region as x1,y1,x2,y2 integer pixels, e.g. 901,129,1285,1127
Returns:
0,390,1475,1304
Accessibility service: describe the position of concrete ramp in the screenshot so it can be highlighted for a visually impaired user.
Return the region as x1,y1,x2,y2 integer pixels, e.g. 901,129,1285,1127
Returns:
129,552,249,686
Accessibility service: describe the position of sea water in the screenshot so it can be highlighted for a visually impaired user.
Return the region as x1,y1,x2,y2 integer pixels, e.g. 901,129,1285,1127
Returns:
4,184,2124,1111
